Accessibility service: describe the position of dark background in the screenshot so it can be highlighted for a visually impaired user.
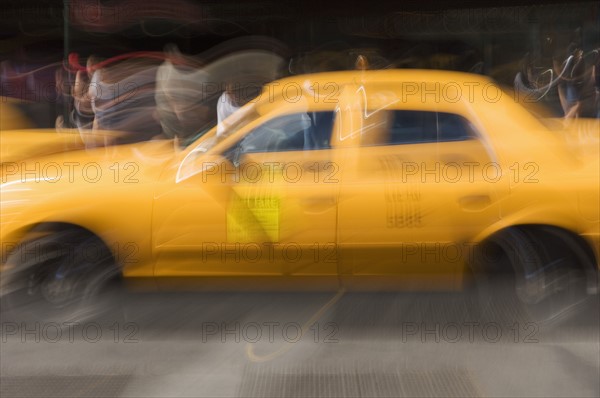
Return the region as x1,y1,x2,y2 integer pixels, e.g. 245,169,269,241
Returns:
1,1,597,69
1,0,598,123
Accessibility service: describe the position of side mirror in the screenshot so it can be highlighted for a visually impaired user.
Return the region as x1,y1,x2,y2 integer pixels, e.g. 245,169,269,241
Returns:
232,144,243,168
176,152,228,183
230,135,250,167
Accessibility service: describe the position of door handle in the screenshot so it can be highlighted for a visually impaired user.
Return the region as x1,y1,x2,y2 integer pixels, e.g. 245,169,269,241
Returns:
301,196,337,214
440,154,474,164
458,194,491,211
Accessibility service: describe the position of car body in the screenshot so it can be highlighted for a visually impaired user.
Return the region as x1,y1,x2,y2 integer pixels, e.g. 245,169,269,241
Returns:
1,70,598,300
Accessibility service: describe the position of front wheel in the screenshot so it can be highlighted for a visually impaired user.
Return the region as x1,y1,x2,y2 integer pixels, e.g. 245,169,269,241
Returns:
1,229,121,322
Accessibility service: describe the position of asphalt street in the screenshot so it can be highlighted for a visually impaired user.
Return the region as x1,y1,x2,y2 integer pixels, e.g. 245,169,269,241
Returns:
1,288,599,397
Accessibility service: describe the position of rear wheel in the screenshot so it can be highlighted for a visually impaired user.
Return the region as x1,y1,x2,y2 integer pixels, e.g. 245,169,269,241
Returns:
469,226,592,324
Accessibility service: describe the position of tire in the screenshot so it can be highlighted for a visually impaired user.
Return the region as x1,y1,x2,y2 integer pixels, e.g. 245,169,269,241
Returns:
468,227,590,325
1,229,121,322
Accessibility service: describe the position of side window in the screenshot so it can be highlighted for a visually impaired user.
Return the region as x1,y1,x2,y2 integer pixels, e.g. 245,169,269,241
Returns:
361,110,477,146
434,112,476,142
240,111,335,153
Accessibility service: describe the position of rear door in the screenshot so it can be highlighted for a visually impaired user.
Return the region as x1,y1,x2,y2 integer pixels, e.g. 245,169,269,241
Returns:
336,82,506,290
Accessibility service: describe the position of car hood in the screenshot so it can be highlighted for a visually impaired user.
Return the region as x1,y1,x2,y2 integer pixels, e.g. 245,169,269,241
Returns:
0,129,134,164
1,134,179,188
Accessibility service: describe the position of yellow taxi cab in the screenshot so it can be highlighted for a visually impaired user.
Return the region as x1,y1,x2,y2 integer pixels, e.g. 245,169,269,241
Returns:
1,70,598,317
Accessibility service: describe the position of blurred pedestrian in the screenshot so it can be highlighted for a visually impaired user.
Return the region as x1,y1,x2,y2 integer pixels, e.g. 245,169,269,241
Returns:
89,57,163,144
216,80,262,136
73,55,101,131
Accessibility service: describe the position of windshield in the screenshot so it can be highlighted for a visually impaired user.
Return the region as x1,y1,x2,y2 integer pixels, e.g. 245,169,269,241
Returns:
176,104,260,183
187,104,260,154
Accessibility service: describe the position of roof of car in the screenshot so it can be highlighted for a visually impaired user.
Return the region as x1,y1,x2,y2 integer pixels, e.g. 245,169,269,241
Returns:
254,69,497,114
265,69,494,88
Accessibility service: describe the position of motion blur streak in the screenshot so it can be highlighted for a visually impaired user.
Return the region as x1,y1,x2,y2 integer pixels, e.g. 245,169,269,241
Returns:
155,49,284,145
88,58,162,142
69,0,211,32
